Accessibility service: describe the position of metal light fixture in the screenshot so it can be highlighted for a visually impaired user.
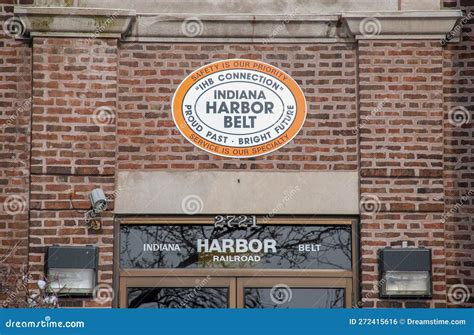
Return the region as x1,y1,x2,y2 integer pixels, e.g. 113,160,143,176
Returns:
90,188,107,213
85,188,108,230
379,247,432,298
46,245,98,295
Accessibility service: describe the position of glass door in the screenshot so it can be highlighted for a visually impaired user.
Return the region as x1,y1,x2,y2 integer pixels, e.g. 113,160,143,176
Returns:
120,277,236,308
121,276,351,308
237,277,352,308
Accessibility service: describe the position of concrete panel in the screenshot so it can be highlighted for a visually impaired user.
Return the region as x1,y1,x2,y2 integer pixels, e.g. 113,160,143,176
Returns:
400,0,441,10
52,0,399,15
115,171,359,215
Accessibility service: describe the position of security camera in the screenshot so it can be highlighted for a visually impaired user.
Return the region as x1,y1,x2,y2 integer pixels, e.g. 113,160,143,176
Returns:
90,188,107,213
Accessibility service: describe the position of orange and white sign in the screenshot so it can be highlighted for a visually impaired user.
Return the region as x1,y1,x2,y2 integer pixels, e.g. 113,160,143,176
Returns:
172,59,306,158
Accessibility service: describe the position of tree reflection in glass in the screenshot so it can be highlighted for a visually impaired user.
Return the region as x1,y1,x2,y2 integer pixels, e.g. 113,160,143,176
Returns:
128,287,228,308
244,288,344,308
120,225,351,270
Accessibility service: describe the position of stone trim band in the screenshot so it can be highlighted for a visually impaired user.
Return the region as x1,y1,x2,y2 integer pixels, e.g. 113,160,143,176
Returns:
13,7,463,41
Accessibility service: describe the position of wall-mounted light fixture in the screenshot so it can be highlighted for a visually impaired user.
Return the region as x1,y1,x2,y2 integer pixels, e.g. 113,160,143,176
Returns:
379,247,432,298
90,188,107,213
84,188,108,230
46,245,98,295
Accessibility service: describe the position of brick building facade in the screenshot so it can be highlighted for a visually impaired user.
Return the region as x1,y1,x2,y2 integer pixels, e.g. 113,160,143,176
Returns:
0,0,472,308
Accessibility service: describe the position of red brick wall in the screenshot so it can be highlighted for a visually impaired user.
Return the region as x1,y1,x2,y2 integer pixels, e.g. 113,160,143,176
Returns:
0,3,472,310
0,13,31,303
358,41,446,307
443,0,473,308
28,37,117,307
117,43,358,171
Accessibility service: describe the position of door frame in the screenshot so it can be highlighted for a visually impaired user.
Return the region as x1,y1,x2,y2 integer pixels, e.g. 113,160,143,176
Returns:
114,216,359,308
119,275,352,308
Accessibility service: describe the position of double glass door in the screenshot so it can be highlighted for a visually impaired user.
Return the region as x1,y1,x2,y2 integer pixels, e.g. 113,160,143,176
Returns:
120,276,352,308
118,217,357,308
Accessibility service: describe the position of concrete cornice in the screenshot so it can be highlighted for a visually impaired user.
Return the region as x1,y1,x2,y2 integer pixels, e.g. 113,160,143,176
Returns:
13,7,463,42
129,14,347,43
14,7,136,38
341,10,463,40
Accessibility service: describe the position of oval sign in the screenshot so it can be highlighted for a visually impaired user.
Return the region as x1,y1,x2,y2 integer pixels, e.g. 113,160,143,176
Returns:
172,59,306,158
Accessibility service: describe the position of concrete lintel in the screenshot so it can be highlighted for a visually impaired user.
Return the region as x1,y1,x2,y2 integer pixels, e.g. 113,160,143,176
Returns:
130,14,346,41
115,171,360,215
342,10,463,40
